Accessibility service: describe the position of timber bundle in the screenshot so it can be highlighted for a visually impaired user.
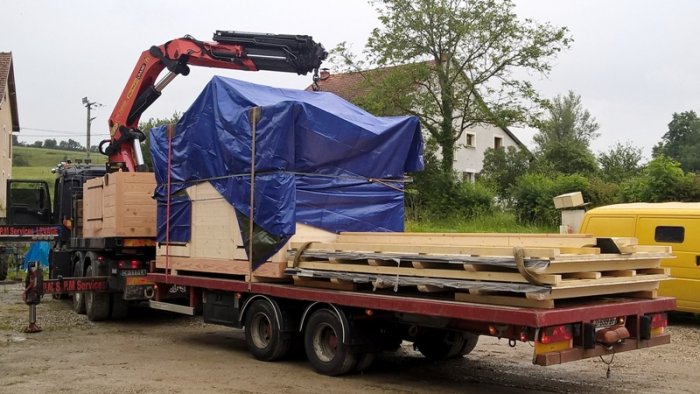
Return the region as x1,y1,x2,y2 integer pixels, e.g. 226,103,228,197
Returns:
286,232,671,309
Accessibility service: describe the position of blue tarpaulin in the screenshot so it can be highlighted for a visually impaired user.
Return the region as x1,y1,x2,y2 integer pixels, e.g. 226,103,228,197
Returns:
23,241,49,269
150,76,423,265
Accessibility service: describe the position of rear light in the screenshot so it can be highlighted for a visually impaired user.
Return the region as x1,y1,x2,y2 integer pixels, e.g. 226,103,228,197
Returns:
117,260,142,269
650,313,668,337
535,325,573,355
539,325,573,344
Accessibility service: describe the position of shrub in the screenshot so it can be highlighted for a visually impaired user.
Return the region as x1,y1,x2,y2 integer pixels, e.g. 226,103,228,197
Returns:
511,173,589,226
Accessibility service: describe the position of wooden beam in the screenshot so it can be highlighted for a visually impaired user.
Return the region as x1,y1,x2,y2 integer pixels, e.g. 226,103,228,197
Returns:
456,292,555,309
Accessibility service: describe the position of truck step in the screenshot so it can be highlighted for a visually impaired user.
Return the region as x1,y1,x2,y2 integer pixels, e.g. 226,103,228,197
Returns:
148,300,194,315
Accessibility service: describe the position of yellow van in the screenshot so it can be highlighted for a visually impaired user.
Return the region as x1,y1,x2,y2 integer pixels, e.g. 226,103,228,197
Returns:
580,202,700,313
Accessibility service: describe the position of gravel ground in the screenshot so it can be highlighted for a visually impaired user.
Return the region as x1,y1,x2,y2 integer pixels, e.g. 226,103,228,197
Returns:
1,281,699,393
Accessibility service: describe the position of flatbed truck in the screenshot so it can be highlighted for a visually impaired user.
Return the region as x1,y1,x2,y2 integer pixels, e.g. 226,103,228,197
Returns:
2,30,674,377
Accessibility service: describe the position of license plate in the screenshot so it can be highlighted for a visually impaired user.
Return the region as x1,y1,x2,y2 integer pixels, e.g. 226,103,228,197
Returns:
120,269,147,277
593,317,618,329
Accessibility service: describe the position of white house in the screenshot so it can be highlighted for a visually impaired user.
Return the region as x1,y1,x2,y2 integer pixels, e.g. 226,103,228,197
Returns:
0,52,20,218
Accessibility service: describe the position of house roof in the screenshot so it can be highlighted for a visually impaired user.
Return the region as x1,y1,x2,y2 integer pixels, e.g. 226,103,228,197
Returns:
306,66,527,151
0,52,20,132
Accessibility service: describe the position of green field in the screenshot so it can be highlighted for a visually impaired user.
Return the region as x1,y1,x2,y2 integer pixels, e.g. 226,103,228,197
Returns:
12,146,107,197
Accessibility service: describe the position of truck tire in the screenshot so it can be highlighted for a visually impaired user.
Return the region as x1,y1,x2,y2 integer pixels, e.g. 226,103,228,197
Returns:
72,261,86,314
85,264,110,321
244,300,292,361
0,254,7,281
414,329,471,360
304,309,358,376
110,294,129,320
355,352,377,373
457,333,479,357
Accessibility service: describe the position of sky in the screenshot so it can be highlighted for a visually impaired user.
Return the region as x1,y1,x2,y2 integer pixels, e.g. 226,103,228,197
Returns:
2,0,699,159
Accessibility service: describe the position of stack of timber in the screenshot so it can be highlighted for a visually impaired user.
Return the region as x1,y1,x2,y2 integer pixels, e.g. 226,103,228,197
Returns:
83,172,157,238
286,232,672,308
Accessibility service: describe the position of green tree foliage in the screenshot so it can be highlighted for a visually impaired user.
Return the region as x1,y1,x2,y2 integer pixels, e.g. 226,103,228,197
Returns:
597,142,642,183
43,139,57,149
511,173,589,226
480,146,531,201
533,91,599,175
653,111,700,172
138,112,181,170
406,142,494,220
620,156,697,202
335,0,571,174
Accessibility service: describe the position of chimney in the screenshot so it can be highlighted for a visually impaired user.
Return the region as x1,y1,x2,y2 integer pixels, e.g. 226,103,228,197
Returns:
319,68,330,80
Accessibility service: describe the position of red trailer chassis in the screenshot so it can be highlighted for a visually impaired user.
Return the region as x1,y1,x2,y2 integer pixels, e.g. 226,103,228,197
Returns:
146,272,674,367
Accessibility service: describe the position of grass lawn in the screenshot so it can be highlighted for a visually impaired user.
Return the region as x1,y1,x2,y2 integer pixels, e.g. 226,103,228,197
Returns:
406,210,556,233
12,146,107,198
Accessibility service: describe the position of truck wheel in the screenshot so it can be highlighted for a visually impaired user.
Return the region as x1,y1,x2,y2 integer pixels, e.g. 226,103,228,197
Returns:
414,329,469,360
244,300,292,361
110,294,129,320
355,352,377,373
85,264,110,321
457,333,479,357
72,261,86,314
304,309,358,376
0,254,7,281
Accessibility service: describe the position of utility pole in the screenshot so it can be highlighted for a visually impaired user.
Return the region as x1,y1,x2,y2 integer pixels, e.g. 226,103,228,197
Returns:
82,97,100,159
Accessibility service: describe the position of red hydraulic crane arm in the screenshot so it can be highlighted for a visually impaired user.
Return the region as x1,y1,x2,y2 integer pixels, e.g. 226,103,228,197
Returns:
101,31,327,172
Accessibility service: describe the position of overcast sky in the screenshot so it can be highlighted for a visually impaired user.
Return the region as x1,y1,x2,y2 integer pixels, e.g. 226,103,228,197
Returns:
2,0,699,159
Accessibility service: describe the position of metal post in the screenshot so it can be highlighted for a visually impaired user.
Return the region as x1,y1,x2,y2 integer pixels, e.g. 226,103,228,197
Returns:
82,97,100,159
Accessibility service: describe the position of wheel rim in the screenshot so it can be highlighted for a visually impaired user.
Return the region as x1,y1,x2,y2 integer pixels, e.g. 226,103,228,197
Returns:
312,322,338,363
250,313,273,349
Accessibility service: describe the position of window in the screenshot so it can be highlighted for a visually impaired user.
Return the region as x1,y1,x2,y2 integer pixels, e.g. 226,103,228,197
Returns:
494,136,503,149
655,226,684,243
466,133,475,147
462,171,475,183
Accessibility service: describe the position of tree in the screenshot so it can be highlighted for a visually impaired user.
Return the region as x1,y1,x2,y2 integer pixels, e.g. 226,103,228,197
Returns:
11,135,22,146
32,140,43,148
653,111,700,172
533,91,599,174
480,145,531,200
335,0,571,175
138,112,182,170
43,138,57,149
620,156,696,202
598,142,642,183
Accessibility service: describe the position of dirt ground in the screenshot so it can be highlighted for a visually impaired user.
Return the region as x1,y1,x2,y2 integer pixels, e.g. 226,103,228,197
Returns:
1,281,699,394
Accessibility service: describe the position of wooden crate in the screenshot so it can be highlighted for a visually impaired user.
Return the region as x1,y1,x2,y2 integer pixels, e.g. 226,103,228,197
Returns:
83,172,157,238
156,181,337,279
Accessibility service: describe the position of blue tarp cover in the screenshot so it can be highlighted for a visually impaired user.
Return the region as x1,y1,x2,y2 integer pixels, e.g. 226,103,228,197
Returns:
23,241,49,269
150,76,423,264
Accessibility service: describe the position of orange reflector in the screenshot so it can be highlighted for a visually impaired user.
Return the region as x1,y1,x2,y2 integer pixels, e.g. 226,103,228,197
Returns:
651,327,665,337
535,340,572,355
365,309,374,316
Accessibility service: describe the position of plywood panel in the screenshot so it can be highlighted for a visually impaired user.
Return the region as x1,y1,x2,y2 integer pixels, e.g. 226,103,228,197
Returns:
83,172,157,238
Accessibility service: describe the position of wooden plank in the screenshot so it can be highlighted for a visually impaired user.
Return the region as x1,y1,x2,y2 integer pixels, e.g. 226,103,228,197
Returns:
294,260,562,285
456,292,555,309
155,256,286,278
293,277,356,291
292,241,559,259
606,269,636,277
336,232,598,248
543,258,661,274
528,280,660,301
619,245,673,254
555,274,667,289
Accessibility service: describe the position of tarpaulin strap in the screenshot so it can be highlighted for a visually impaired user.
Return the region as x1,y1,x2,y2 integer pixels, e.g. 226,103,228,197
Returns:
248,107,261,290
165,123,174,284
514,247,544,285
155,171,412,189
